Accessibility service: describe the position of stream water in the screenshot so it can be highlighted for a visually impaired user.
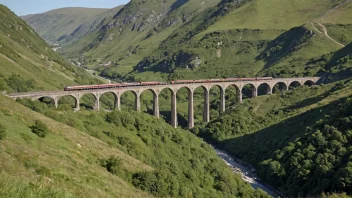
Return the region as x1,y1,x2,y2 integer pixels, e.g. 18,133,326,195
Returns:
215,148,278,197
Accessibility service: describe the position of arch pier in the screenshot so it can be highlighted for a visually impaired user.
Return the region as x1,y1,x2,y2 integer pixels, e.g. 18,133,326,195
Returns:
8,77,320,129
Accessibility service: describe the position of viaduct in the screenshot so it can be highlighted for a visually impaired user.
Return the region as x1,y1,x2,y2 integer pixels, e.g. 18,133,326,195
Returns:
7,77,320,129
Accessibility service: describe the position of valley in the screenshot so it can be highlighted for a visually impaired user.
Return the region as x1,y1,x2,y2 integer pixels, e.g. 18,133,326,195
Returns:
0,0,352,197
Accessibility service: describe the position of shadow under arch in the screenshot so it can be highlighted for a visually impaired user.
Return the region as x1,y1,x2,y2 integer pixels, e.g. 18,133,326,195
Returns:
272,82,288,94
175,86,193,129
225,84,241,111
288,81,301,90
257,83,272,96
242,83,257,99
208,84,223,119
99,91,118,111
79,93,98,110
120,89,139,111
57,95,79,110
140,88,159,116
38,96,56,108
158,87,176,126
303,80,314,86
193,85,210,123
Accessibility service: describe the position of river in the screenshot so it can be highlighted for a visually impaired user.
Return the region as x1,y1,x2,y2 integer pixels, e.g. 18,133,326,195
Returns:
215,148,278,197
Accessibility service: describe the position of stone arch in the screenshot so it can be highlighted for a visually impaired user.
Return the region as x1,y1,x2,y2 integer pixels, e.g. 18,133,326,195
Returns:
57,95,79,110
99,91,118,111
120,89,140,111
140,88,158,98
272,82,288,93
140,88,159,117
225,84,242,110
241,83,257,98
208,84,225,117
38,96,56,108
257,83,272,96
288,81,302,90
79,93,98,110
193,85,210,123
303,80,314,86
159,87,176,96
158,87,177,127
175,86,194,129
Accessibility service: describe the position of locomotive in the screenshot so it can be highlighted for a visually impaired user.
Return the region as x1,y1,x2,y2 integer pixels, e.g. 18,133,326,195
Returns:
64,77,272,91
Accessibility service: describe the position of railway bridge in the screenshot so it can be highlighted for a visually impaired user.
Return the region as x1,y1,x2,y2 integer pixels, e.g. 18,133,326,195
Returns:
7,77,320,129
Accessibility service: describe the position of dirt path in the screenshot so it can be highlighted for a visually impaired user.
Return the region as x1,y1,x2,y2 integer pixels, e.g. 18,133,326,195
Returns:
308,0,350,48
309,22,345,47
318,23,345,47
309,22,322,34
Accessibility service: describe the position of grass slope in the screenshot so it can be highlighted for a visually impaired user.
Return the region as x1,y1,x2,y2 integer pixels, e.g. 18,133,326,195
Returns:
21,7,109,43
203,0,346,33
0,94,152,198
84,0,351,82
0,5,101,93
16,97,269,197
59,0,221,72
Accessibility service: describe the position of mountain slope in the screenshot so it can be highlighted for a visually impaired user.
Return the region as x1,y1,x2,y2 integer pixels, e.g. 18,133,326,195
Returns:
58,0,221,74
21,7,110,44
0,94,152,197
24,0,352,82
14,96,269,197
193,78,352,196
129,0,352,81
60,6,125,45
0,5,101,93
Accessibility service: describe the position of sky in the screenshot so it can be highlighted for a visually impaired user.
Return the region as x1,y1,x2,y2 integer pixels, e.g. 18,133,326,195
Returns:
0,0,130,16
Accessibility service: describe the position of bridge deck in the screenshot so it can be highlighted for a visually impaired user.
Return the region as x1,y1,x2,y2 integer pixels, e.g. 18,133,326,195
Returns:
7,77,320,98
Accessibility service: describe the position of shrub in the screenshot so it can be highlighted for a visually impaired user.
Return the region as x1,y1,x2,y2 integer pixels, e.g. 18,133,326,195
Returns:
99,156,122,175
30,120,49,138
7,74,35,92
0,124,6,140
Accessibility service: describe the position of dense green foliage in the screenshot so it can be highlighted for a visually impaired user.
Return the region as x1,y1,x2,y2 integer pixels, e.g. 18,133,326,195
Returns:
18,99,268,197
0,123,6,140
99,156,124,176
5,74,36,92
195,80,352,196
30,120,49,138
259,97,352,196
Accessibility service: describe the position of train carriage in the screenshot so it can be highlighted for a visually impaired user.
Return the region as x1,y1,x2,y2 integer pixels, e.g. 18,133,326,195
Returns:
64,77,273,91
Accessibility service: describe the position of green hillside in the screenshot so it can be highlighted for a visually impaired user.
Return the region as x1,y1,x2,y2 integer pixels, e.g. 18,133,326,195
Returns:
13,96,268,197
21,7,110,44
0,4,273,198
58,0,221,74
193,78,352,196
23,0,351,83
128,0,352,81
0,5,101,93
0,94,153,198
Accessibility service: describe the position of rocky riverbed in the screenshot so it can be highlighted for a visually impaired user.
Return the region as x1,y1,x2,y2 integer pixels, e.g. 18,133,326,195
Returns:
215,148,279,197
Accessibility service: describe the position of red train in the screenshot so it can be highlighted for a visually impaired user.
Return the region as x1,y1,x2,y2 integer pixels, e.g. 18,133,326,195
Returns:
64,81,167,91
64,77,272,91
170,77,273,84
